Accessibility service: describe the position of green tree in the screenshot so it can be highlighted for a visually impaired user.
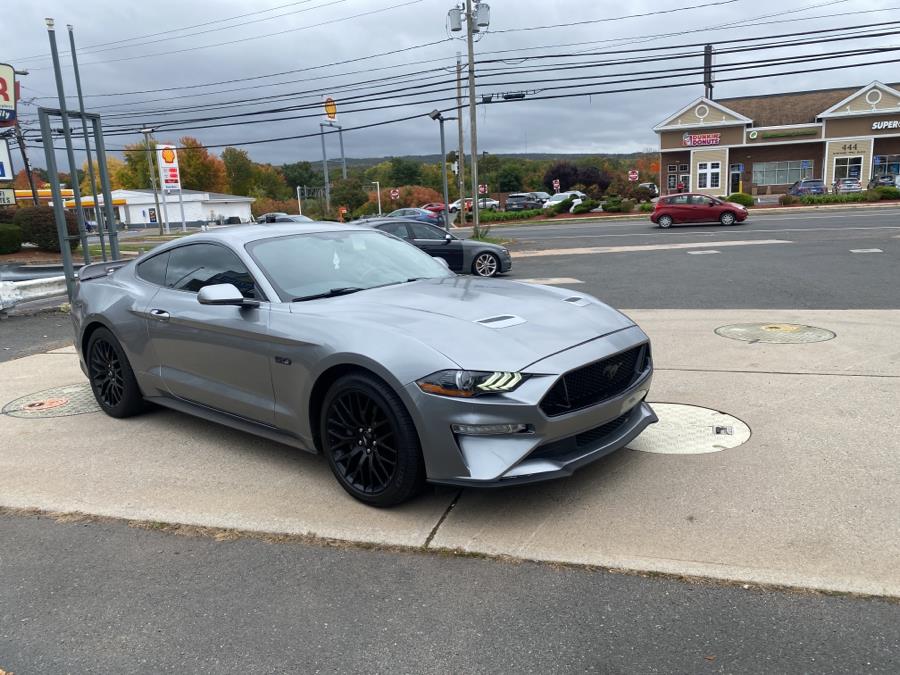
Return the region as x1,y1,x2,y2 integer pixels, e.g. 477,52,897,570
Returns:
178,137,228,192
497,164,523,192
388,157,421,185
221,147,255,196
118,139,157,189
330,177,368,211
249,163,290,200
281,160,321,188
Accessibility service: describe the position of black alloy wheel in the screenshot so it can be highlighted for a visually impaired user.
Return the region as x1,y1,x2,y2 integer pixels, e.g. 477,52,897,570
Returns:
86,327,146,418
321,373,424,506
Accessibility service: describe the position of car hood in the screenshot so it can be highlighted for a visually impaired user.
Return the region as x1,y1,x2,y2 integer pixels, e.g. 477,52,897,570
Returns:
293,277,635,372
724,201,749,210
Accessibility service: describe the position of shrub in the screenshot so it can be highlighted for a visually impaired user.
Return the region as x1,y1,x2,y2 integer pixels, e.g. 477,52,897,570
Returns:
779,194,798,206
478,209,542,223
639,202,654,212
0,207,19,224
875,185,900,200
602,196,623,212
0,223,22,254
551,197,575,215
12,206,80,252
799,193,867,205
726,192,754,207
864,189,882,202
571,199,599,214
620,199,635,213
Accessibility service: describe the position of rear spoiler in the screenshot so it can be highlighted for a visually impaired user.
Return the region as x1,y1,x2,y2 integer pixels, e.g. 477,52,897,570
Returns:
77,259,131,281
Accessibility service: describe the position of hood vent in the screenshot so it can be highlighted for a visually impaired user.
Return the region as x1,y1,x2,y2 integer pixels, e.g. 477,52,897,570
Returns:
563,296,589,307
475,314,527,329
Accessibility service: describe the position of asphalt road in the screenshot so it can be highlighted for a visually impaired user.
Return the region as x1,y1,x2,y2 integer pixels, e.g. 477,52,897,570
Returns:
493,206,900,309
0,309,73,363
1,512,897,674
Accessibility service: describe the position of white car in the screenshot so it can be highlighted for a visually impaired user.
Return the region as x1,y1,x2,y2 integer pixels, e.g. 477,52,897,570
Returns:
448,197,500,213
543,191,586,211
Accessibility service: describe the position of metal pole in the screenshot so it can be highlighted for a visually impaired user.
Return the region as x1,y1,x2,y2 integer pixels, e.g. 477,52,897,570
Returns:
296,185,302,214
45,18,91,264
319,123,331,213
141,127,164,235
465,0,480,235
38,109,76,302
371,181,381,215
13,123,39,205
92,116,120,259
439,118,450,231
456,51,465,207
337,124,347,180
160,189,171,234
177,190,187,232
68,25,107,262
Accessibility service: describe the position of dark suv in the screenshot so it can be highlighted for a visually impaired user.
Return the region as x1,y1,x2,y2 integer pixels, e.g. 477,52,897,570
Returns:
868,174,897,189
788,179,826,196
505,193,544,211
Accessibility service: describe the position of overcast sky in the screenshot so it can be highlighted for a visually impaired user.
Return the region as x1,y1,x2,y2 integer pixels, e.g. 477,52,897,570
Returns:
3,0,898,169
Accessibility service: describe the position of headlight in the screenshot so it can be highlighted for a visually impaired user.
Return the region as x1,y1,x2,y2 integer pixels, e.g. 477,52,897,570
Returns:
417,370,528,397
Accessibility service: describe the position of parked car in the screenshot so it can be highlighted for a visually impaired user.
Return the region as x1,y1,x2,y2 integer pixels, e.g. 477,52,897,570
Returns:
637,182,660,198
224,216,243,225
421,202,446,214
505,193,544,211
256,212,289,223
361,218,511,277
261,215,314,224
787,179,826,196
651,193,748,228
73,222,655,505
832,178,862,194
386,207,442,224
543,191,586,211
448,197,500,213
530,191,552,204
867,174,897,189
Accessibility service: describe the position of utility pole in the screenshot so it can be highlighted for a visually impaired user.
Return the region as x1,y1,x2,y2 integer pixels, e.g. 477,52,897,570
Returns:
371,181,382,215
68,25,108,261
140,126,164,236
13,123,38,205
455,52,465,207
465,0,480,236
319,123,331,214
704,44,714,100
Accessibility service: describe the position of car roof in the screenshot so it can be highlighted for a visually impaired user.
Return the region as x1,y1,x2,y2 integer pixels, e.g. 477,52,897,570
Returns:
143,222,373,254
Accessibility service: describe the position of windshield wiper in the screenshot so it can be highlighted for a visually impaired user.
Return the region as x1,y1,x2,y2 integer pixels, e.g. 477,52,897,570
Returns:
292,287,363,302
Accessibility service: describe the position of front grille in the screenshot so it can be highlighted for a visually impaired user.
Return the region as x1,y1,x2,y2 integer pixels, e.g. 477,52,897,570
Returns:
540,344,649,417
528,411,633,462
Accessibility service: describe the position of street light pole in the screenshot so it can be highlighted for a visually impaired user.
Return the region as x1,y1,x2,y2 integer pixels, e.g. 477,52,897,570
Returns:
319,122,331,214
371,181,382,215
140,126,164,236
429,111,456,231
465,0,480,236
296,185,302,215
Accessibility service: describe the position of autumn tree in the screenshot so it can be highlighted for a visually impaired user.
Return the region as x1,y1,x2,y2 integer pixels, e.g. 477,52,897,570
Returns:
249,163,290,200
178,137,228,192
221,147,255,196
118,139,157,189
79,157,127,194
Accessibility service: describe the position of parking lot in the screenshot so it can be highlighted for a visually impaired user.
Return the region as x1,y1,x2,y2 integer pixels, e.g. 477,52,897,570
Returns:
1,207,898,670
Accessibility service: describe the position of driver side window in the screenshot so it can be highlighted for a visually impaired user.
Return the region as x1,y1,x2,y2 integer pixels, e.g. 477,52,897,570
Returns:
409,222,444,240
165,244,258,299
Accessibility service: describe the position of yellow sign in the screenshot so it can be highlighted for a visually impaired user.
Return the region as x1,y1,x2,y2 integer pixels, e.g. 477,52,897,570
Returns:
161,147,176,164
324,96,337,121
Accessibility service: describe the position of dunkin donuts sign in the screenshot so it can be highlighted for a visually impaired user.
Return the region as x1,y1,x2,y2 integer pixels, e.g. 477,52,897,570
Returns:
682,132,721,147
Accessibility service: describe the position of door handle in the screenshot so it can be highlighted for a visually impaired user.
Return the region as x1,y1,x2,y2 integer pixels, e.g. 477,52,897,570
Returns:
149,309,170,321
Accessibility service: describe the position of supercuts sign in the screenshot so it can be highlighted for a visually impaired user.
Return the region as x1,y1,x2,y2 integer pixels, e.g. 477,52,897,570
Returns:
682,132,721,147
872,120,900,130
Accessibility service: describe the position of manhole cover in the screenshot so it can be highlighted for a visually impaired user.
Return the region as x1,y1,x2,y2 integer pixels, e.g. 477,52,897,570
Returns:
630,403,751,454
2,383,100,418
715,323,835,344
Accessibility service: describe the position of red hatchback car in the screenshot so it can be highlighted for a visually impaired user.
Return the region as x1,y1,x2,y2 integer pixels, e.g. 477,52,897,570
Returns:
651,193,748,228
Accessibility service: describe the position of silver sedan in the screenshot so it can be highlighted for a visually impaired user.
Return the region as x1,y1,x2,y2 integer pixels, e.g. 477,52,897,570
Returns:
73,223,656,506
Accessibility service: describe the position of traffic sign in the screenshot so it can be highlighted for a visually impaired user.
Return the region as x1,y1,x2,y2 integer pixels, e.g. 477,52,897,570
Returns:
156,144,182,192
478,184,488,195
552,178,560,192
628,169,639,182
0,64,16,124
390,188,400,200
0,138,14,181
323,95,337,122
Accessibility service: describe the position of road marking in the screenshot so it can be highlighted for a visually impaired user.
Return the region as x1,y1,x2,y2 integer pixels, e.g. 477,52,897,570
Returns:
516,225,900,242
514,239,792,258
687,250,720,255
850,248,884,253
514,277,584,285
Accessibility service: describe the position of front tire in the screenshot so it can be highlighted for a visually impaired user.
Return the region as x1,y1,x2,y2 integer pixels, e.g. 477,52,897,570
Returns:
320,373,425,507
657,214,673,228
720,211,736,226
472,252,500,277
86,327,145,418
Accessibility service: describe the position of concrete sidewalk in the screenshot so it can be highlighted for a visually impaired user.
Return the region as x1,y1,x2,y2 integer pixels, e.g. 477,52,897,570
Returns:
0,310,897,596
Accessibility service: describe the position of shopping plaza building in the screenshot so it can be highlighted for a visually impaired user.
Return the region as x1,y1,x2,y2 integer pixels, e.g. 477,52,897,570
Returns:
654,81,900,196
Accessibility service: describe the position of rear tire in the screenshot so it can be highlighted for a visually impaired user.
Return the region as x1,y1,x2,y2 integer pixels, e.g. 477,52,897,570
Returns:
720,211,736,226
657,214,673,229
86,327,145,418
320,373,425,507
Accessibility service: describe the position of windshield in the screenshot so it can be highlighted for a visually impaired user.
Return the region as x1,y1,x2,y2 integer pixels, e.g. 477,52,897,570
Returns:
247,230,453,301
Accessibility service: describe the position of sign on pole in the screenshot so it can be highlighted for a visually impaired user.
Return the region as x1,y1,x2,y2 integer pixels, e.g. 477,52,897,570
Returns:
552,178,560,192
0,188,15,206
628,169,639,182
0,138,14,181
478,183,488,195
390,188,400,200
323,95,338,123
0,64,16,124
156,144,182,192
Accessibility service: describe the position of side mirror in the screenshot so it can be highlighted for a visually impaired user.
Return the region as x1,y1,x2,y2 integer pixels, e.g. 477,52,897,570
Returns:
433,256,450,268
198,283,259,307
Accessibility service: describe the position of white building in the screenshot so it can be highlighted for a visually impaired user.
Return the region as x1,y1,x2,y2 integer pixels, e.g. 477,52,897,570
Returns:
65,189,255,227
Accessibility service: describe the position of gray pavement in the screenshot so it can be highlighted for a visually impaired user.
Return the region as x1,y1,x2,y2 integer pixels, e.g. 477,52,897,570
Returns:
0,308,73,362
1,511,898,674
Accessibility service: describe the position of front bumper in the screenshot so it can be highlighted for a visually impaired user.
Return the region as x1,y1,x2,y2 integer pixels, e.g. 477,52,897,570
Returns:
404,325,654,486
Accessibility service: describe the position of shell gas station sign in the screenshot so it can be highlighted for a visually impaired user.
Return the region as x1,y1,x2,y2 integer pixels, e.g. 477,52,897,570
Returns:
323,96,337,122
156,144,182,192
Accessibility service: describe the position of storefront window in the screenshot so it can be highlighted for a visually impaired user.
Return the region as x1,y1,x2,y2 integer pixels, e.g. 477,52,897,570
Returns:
697,162,721,189
751,160,813,185
667,174,677,190
873,155,900,176
667,164,678,172
833,156,862,180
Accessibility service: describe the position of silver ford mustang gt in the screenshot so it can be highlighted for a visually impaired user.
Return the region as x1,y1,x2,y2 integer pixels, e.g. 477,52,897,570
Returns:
73,223,656,506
